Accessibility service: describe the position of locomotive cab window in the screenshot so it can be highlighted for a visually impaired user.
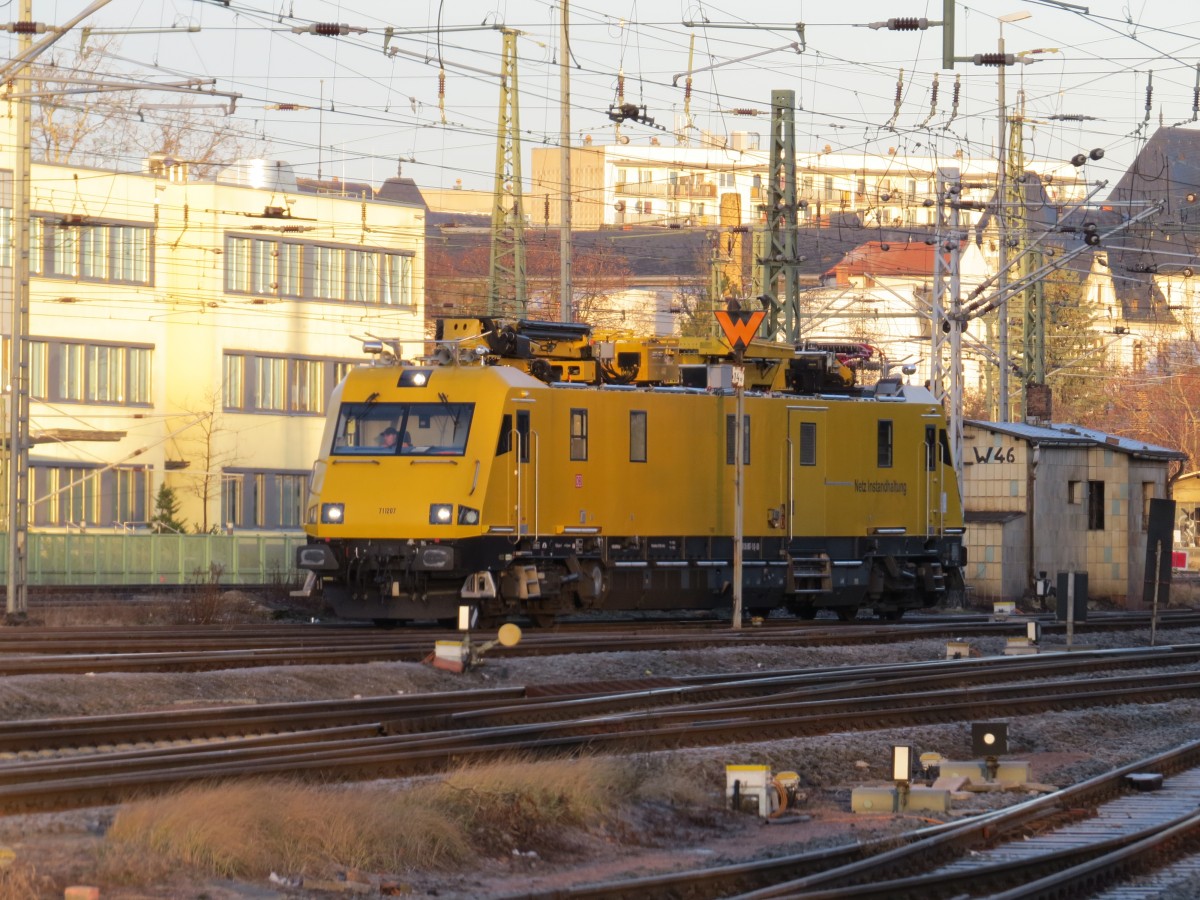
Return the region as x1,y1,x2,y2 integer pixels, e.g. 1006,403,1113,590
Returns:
331,401,474,456
877,420,894,468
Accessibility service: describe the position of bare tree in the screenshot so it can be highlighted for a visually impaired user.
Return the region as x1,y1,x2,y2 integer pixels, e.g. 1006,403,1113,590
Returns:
170,393,240,533
28,39,264,174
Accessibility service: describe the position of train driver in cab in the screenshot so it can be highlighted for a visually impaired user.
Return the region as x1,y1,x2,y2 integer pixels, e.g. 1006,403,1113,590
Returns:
378,427,414,453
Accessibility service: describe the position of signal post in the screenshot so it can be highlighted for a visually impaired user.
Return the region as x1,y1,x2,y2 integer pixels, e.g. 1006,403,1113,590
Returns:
715,308,765,630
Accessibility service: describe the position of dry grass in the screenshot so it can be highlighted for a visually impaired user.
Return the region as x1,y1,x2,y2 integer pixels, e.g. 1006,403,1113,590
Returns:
98,755,679,886
0,862,55,900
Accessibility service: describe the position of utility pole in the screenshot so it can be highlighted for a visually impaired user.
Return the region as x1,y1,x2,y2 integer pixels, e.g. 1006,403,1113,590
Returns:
5,0,33,618
558,0,572,322
487,29,526,317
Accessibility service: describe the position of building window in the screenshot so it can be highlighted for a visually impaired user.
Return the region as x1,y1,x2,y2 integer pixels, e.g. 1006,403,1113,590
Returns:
222,469,309,529
38,217,151,284
221,474,242,528
223,354,245,410
380,253,412,306
630,410,647,462
1142,482,1155,532
1087,480,1105,530
800,422,817,466
31,463,148,527
28,216,43,274
0,207,11,267
291,359,324,413
224,234,412,305
278,242,303,296
1068,480,1082,504
28,340,150,406
223,352,353,415
570,408,588,461
877,420,894,468
80,225,109,279
86,345,124,402
312,245,344,299
254,357,286,411
725,414,751,465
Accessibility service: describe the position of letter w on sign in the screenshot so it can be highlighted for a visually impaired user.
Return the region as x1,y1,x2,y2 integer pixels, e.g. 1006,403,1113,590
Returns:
715,310,765,351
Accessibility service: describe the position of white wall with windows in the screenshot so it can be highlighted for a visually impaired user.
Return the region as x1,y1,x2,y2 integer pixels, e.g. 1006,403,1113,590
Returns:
1,145,426,534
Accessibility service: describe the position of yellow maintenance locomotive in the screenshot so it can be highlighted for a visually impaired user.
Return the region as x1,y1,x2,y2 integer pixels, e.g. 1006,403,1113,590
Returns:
296,318,965,624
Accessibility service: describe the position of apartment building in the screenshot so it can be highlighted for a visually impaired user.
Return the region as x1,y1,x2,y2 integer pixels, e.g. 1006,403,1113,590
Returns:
1,135,426,534
529,136,1090,231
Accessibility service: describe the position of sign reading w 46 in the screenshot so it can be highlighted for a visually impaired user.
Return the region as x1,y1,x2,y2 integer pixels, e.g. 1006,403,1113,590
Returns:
972,446,1017,464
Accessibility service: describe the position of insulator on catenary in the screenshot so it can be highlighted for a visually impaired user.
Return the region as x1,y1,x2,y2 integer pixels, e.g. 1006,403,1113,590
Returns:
888,17,929,30
728,108,760,116
6,21,45,33
293,22,359,36
973,53,1015,66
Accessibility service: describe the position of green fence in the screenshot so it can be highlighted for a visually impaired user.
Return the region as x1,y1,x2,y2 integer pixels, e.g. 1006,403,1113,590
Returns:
0,532,306,587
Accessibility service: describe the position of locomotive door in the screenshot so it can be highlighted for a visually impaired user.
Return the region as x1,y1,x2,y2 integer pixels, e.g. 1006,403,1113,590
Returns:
787,408,827,537
922,422,943,535
510,407,535,536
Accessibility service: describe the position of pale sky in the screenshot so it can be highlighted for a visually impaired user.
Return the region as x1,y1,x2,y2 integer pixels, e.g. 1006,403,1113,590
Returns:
11,1,1200,193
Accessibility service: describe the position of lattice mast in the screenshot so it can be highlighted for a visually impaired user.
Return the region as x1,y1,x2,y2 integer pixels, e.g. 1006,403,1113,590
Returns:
488,29,527,316
757,89,802,342
1010,100,1047,419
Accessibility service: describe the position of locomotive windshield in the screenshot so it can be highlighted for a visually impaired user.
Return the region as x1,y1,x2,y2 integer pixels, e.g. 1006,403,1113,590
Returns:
331,401,475,457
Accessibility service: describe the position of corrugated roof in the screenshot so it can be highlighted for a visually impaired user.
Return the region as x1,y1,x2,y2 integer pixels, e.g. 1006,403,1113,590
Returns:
967,419,1185,460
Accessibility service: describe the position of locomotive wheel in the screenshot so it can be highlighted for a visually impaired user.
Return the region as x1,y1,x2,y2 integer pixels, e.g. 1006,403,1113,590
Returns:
835,607,858,622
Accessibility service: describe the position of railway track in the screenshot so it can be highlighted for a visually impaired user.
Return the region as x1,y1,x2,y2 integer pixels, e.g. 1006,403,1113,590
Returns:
1,611,1198,675
2,644,1200,816
540,740,1200,899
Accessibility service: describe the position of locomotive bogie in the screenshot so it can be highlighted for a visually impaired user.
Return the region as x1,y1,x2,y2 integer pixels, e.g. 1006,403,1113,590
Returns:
298,338,965,624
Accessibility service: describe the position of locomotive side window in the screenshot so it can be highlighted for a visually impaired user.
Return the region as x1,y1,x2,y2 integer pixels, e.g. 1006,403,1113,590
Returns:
517,410,530,462
725,414,751,465
925,425,937,471
630,410,647,463
331,401,474,456
877,420,894,468
939,428,953,470
496,411,529,461
497,414,513,455
570,409,588,461
800,422,817,466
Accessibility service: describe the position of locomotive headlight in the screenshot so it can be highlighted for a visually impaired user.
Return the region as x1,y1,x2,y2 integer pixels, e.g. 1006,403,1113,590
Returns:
320,503,345,524
458,505,480,525
429,503,453,524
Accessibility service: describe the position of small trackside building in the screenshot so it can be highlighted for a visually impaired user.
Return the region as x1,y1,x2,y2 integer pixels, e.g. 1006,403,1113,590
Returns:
962,420,1185,608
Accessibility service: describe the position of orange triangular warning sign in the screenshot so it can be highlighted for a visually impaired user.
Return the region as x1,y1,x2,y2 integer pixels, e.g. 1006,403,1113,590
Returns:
715,310,765,351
